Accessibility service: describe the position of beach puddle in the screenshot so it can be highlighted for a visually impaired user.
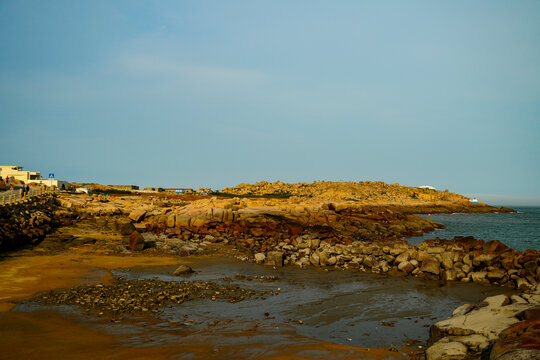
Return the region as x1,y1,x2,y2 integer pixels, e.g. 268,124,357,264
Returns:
113,256,513,348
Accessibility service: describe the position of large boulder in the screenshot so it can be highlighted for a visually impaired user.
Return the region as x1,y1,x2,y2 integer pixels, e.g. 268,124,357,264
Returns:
487,270,506,282
266,251,284,267
172,264,194,275
489,306,540,359
398,261,415,274
117,220,136,235
175,215,191,227
254,253,266,264
395,251,411,264
471,271,489,284
441,251,454,269
166,214,176,228
319,250,331,266
443,269,458,282
472,253,498,267
426,339,468,360
190,217,210,227
129,209,147,222
310,252,320,266
450,334,489,352
421,259,441,275
129,231,145,251
430,295,531,342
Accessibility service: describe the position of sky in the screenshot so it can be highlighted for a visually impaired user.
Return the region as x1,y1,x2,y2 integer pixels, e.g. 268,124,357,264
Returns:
1,1,539,205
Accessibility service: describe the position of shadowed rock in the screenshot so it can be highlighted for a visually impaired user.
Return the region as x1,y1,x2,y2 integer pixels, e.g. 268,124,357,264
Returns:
129,231,145,251
172,264,194,275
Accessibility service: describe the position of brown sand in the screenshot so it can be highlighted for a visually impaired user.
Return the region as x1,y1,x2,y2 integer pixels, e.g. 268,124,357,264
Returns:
0,251,181,311
0,309,405,360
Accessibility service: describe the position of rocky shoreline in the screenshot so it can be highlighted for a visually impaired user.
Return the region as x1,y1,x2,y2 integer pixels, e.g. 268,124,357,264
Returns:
2,189,539,359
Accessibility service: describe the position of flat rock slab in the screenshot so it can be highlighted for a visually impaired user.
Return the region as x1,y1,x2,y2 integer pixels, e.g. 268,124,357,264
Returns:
129,209,147,222
431,295,531,342
426,340,467,360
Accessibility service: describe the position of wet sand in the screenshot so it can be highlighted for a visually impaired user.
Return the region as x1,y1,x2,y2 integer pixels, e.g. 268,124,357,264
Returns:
0,309,405,360
0,252,514,359
0,250,181,311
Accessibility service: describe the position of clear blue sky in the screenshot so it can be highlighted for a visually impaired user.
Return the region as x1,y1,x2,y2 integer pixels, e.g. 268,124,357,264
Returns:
1,1,539,205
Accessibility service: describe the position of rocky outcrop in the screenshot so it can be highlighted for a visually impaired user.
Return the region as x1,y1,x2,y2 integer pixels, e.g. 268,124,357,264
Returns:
142,196,446,248
220,180,512,213
426,286,540,360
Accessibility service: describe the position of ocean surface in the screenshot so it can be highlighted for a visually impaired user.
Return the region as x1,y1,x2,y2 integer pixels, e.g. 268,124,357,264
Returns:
407,207,540,251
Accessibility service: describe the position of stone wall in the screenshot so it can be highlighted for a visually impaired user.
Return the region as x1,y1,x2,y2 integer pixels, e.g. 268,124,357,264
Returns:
0,194,68,251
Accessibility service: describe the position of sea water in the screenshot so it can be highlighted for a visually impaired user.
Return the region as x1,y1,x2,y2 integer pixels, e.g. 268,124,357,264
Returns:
407,207,540,251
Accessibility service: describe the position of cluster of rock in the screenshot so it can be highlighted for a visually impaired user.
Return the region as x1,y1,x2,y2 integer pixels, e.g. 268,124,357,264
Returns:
35,276,276,321
252,236,539,289
0,194,71,251
426,286,540,360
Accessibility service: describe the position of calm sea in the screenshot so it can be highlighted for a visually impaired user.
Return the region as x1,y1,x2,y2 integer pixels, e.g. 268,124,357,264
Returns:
407,207,540,251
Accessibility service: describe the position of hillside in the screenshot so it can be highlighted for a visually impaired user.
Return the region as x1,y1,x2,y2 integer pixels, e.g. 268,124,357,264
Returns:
222,181,480,205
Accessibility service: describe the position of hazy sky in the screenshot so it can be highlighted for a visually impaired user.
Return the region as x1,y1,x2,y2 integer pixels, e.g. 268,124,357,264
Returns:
1,1,539,204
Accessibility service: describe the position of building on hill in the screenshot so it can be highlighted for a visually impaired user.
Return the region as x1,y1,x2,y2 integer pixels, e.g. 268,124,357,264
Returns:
418,185,436,190
0,165,69,189
110,185,139,191
143,187,164,192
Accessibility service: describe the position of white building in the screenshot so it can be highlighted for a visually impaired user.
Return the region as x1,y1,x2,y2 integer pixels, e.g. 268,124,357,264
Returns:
418,185,436,190
0,165,41,182
0,165,69,190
